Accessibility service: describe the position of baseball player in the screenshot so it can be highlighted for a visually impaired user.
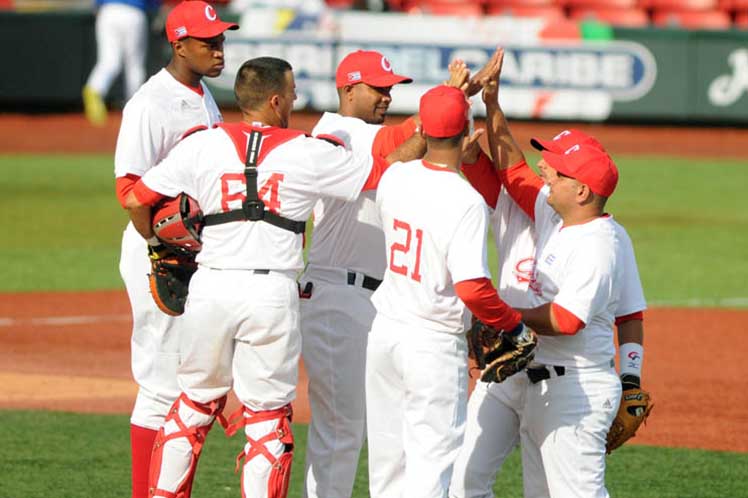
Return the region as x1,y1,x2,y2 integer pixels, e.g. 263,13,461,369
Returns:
83,0,161,126
298,49,420,498
366,84,530,498
450,128,647,498
113,2,237,497
449,49,646,498
123,56,394,498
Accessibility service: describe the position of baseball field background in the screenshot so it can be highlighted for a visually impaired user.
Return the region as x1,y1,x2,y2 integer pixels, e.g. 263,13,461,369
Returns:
1,111,747,498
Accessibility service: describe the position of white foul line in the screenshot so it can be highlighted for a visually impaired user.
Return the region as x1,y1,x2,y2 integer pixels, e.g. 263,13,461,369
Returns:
0,314,131,328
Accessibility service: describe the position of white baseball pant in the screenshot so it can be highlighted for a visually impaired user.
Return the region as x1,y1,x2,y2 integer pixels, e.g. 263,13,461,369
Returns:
299,265,376,498
366,313,469,498
86,2,147,99
119,224,181,430
449,363,621,498
150,266,301,498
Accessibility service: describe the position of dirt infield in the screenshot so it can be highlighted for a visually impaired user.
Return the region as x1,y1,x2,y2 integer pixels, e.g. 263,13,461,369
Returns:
3,111,748,158
1,291,747,453
1,112,747,454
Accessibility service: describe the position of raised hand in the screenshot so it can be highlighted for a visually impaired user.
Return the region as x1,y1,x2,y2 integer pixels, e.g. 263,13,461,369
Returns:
481,47,504,104
445,58,470,94
465,47,504,98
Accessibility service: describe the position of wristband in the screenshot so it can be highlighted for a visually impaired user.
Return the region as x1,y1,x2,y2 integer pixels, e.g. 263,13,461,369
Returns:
619,342,643,378
147,236,161,246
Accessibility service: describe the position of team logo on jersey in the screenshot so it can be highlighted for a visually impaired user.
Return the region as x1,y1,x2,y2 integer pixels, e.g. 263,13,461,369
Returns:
205,5,217,21
513,257,536,285
347,71,362,82
381,56,393,73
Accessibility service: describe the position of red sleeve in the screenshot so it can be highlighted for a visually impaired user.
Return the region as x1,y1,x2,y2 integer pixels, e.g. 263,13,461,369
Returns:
132,179,166,206
615,311,644,326
550,302,585,335
371,117,417,159
461,151,500,208
498,160,545,221
360,154,390,191
115,174,141,209
454,277,521,331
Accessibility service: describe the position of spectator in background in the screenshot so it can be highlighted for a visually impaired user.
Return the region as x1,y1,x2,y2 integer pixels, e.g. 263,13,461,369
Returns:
82,0,161,127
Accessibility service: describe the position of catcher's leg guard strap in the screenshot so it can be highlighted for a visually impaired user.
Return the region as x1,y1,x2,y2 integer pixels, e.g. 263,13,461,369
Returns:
223,404,294,498
148,394,226,498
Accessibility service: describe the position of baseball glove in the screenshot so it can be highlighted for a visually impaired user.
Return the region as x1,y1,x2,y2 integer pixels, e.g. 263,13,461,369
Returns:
467,320,537,383
148,244,198,316
606,378,654,454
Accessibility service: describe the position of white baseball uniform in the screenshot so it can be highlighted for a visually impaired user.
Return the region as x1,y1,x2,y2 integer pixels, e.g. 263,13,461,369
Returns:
300,112,416,498
450,162,646,498
367,159,494,498
86,0,156,100
115,67,223,430
137,122,376,498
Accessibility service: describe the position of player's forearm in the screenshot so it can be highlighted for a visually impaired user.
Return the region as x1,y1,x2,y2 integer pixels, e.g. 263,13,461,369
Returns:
518,302,579,336
617,316,644,345
484,100,525,171
123,181,164,240
455,278,521,331
124,192,155,239
617,318,644,387
385,132,426,164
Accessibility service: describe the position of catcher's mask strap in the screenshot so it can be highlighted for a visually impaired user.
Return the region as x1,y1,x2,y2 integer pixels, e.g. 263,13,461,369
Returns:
201,130,306,234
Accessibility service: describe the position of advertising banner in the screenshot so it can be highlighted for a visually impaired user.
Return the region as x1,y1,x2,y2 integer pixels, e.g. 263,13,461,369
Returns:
207,9,657,122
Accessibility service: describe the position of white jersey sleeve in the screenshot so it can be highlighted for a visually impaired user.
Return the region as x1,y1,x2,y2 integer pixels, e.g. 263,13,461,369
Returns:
447,201,491,283
115,98,166,178
302,135,373,201
139,136,199,198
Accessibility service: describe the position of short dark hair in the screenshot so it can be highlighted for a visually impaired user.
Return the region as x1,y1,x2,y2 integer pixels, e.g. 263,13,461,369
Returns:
426,131,464,149
234,57,293,112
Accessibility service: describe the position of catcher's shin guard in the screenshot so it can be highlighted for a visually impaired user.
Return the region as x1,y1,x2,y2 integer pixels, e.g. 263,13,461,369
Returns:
223,404,294,498
148,393,226,498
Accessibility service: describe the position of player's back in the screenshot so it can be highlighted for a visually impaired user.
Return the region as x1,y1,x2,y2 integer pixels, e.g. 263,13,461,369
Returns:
373,159,490,334
142,123,372,272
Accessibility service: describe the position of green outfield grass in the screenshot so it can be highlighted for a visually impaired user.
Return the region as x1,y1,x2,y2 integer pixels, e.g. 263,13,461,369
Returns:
1,153,746,307
1,154,747,496
1,410,746,498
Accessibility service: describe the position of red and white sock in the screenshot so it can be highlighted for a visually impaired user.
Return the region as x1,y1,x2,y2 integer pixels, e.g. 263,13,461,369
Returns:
130,424,158,498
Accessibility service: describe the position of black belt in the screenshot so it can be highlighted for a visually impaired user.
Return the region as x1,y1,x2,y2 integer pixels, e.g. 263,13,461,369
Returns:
253,269,270,275
526,365,566,384
346,271,382,291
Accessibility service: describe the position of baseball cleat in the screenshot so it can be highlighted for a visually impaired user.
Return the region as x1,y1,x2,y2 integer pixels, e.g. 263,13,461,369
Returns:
82,85,108,127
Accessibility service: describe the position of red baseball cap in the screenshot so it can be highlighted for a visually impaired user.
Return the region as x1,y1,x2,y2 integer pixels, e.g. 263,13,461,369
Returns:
531,129,605,154
419,85,469,138
166,1,239,43
335,50,412,88
541,144,619,197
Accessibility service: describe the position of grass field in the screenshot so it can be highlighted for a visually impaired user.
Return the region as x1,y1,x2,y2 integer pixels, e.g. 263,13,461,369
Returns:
2,411,747,498
1,153,747,498
2,153,747,305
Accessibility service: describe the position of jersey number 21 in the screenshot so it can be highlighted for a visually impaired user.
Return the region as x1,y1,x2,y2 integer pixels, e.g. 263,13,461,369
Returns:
389,218,423,282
